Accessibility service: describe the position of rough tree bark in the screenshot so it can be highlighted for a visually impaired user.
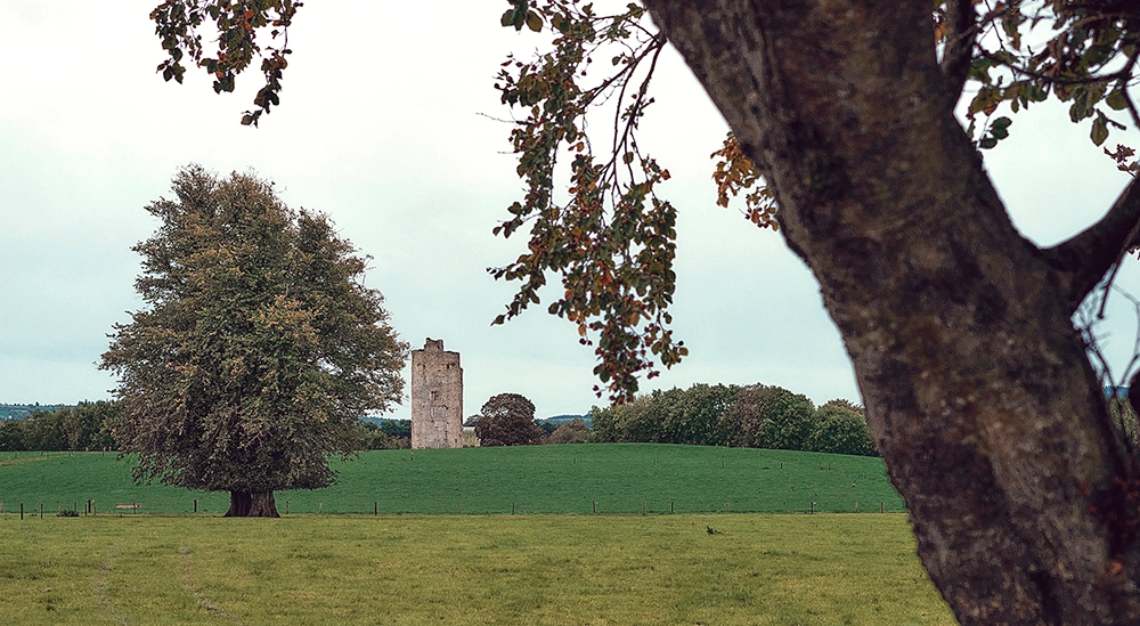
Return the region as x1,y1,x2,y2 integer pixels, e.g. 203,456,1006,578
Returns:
644,1,1140,623
225,490,280,518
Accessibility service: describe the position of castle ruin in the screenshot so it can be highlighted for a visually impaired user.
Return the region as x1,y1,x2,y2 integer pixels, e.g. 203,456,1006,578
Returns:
410,338,463,449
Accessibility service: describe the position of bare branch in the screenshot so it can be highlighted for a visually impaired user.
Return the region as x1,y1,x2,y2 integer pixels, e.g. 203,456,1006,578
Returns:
1045,176,1140,310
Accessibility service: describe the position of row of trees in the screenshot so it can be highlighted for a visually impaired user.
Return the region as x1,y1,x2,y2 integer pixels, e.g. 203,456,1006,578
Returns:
590,384,875,457
0,402,421,454
0,402,119,452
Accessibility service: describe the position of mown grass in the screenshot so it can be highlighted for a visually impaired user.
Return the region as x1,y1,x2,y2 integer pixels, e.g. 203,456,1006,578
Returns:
0,514,952,625
0,444,903,515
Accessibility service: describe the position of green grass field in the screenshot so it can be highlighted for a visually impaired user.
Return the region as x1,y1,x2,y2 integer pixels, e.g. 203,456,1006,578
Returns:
0,514,952,625
0,444,903,515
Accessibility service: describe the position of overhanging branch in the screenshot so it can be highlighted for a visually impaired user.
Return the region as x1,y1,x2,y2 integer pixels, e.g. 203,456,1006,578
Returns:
1045,176,1140,310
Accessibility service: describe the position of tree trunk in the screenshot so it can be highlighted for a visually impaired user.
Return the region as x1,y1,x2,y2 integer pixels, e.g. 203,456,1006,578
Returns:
645,1,1140,623
224,490,280,517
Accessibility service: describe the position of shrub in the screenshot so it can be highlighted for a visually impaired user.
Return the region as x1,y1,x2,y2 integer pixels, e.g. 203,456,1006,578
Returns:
376,419,411,439
546,419,592,444
358,422,409,450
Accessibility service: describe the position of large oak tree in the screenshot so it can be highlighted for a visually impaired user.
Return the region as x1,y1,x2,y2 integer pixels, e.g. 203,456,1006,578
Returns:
146,0,1140,621
102,166,407,517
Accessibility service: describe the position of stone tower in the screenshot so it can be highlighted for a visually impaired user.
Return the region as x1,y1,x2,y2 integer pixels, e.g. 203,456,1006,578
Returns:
410,338,463,449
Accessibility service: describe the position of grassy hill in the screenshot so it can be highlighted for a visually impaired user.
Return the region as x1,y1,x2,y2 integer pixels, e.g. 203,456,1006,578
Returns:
0,444,903,515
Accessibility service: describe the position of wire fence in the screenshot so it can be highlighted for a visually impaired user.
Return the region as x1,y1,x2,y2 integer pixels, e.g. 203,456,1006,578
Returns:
0,496,906,518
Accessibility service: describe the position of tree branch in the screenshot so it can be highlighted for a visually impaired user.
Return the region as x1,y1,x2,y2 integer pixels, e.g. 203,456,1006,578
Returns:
941,0,977,109
1045,176,1140,310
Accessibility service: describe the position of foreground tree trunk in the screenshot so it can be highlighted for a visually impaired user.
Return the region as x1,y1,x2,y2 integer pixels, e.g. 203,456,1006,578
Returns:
646,2,1140,623
224,490,280,517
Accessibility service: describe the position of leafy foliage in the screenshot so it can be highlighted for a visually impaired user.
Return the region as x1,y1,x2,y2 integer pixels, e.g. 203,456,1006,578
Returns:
0,421,23,452
545,418,592,444
486,1,683,402
810,400,876,457
949,1,1140,154
718,385,815,451
590,382,866,453
475,393,544,446
589,383,876,456
358,421,410,450
150,0,302,126
0,402,119,452
101,166,407,494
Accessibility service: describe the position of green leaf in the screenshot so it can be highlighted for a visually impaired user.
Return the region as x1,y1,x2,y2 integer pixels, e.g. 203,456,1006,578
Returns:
500,9,514,27
1091,116,1109,146
991,116,1012,130
979,137,998,149
1107,89,1129,111
525,10,543,33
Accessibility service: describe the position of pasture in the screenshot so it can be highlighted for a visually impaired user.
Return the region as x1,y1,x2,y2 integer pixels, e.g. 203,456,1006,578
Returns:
0,444,904,515
0,514,952,625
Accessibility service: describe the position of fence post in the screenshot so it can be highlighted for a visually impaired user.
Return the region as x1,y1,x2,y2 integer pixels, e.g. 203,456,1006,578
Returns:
592,498,596,514
193,499,198,514
373,501,378,516
880,501,884,513
512,502,516,515
670,500,674,514
285,500,290,515
39,503,43,519
20,503,23,520
810,501,815,514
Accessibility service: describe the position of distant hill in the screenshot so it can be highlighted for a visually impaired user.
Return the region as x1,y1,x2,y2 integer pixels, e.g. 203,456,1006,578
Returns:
0,404,70,422
541,414,592,428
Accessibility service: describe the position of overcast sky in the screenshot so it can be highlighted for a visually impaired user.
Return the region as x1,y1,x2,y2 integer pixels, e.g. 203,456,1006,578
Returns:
3,1,1140,417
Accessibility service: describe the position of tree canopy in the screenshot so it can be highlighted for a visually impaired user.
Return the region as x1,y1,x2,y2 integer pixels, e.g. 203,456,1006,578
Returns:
475,392,544,446
101,166,407,516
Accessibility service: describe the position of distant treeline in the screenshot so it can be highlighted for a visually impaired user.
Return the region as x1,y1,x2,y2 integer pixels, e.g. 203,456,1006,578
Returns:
0,402,118,451
590,384,877,457
0,403,70,422
359,418,412,449
0,407,418,452
1,389,877,456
